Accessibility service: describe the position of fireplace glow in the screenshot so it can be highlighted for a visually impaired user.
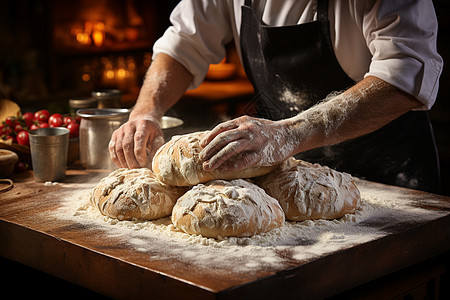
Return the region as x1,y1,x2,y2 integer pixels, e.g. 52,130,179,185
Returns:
92,22,105,47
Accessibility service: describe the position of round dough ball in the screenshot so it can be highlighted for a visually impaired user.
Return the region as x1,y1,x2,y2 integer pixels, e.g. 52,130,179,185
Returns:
152,131,278,186
90,168,187,220
171,179,285,238
255,158,361,221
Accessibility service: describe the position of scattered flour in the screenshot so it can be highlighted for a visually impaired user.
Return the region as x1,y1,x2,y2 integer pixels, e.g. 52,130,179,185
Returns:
51,180,448,273
44,181,59,186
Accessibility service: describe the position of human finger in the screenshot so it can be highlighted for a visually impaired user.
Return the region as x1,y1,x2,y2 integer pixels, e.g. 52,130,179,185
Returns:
134,123,153,167
199,120,239,148
110,129,128,168
109,135,122,168
220,152,260,171
121,132,141,169
203,139,249,171
199,129,244,162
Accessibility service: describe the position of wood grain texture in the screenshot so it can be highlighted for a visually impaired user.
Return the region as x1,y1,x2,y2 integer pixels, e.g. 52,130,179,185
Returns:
1,170,450,299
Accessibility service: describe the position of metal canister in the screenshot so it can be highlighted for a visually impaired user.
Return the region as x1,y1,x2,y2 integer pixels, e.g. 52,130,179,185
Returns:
91,89,122,108
77,108,129,170
160,116,184,141
68,97,98,115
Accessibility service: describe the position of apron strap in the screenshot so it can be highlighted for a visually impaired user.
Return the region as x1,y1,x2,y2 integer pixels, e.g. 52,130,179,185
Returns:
317,0,329,22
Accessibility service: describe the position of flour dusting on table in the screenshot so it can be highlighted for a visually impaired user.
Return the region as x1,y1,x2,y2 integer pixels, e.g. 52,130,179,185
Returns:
52,179,448,273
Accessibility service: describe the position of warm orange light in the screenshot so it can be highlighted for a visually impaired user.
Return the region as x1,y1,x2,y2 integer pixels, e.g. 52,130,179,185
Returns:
76,32,91,45
91,22,105,47
106,70,115,79
117,68,126,79
92,30,104,47
128,62,136,71
104,62,113,70
94,22,105,31
81,73,91,82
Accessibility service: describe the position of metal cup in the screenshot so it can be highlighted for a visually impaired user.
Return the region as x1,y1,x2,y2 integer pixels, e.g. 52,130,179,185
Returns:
29,127,69,182
77,108,130,170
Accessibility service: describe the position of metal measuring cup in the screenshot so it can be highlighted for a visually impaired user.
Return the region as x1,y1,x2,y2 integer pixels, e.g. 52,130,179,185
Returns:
29,127,70,182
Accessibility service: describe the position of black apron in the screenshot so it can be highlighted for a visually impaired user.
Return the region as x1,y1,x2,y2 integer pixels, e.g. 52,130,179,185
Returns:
240,0,441,193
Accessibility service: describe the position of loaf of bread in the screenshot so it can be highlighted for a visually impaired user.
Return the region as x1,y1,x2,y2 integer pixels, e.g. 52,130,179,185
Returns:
255,158,361,221
171,179,285,238
152,131,278,186
90,168,187,220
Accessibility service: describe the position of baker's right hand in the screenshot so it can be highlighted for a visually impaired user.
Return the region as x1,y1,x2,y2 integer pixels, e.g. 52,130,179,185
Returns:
109,116,165,169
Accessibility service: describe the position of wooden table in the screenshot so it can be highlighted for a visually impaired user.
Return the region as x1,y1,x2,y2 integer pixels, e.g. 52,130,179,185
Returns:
1,169,450,299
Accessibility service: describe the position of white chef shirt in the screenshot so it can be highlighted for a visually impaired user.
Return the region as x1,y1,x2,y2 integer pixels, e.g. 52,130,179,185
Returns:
153,0,443,110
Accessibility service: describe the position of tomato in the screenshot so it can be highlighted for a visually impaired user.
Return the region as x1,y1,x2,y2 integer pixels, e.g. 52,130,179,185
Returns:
16,130,29,146
48,113,64,127
34,109,50,123
5,116,17,127
22,112,34,127
14,123,24,133
63,116,74,126
1,126,12,137
30,123,39,130
67,121,79,138
38,122,49,128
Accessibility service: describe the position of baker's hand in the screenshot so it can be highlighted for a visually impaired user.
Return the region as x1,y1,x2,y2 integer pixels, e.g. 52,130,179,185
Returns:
109,116,164,169
199,116,294,172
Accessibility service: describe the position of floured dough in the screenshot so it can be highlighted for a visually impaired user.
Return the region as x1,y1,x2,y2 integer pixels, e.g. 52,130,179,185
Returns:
171,179,285,238
90,168,187,220
152,131,278,186
255,158,361,221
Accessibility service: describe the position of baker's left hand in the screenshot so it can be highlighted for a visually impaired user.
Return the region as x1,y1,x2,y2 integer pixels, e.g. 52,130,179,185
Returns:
199,116,295,172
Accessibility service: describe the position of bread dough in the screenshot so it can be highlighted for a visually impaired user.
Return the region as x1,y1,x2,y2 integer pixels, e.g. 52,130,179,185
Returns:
171,179,285,238
255,158,361,221
90,168,187,220
152,131,278,186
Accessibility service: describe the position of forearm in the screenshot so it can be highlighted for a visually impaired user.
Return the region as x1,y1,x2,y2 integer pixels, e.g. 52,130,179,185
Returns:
284,76,423,154
109,53,193,169
198,76,424,172
130,53,194,120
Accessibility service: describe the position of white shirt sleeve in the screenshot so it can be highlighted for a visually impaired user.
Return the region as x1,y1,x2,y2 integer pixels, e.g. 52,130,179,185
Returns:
152,0,234,90
153,0,443,110
362,0,443,110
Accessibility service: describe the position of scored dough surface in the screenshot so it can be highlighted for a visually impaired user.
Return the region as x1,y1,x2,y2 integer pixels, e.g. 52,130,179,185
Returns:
255,158,361,221
152,131,278,186
171,179,285,238
90,168,186,220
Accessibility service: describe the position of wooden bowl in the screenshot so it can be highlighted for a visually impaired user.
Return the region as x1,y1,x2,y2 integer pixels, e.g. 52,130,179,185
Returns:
0,149,19,178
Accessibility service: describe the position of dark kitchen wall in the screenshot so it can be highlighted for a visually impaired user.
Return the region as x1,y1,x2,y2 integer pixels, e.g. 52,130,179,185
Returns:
431,0,450,195
0,0,179,106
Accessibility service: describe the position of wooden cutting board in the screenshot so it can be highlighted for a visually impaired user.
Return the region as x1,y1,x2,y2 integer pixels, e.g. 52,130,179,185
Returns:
1,169,450,299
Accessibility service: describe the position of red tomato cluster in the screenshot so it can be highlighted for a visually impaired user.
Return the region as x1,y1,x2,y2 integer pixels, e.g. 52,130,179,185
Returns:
1,109,80,146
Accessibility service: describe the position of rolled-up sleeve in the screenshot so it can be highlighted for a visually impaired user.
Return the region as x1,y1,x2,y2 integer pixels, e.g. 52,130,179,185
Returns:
152,0,234,90
363,0,443,110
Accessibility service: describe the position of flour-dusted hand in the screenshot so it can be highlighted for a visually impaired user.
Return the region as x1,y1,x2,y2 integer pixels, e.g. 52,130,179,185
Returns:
199,116,296,172
109,116,164,169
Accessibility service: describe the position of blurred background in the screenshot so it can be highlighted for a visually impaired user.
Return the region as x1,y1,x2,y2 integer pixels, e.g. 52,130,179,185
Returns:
0,0,449,195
